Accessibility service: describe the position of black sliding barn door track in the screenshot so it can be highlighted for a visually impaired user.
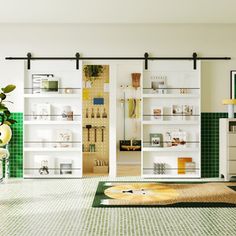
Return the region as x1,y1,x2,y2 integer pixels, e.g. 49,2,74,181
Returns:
5,52,231,70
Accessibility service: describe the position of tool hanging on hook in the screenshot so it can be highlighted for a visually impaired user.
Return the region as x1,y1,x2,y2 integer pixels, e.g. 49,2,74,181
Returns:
86,125,92,142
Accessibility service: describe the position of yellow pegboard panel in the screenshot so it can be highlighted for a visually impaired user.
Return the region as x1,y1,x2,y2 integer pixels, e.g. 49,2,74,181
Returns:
82,65,109,174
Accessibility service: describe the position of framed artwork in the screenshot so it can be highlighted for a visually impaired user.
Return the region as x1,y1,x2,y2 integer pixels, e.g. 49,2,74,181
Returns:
55,129,73,148
151,107,163,120
172,105,182,117
34,155,54,176
36,103,51,121
41,78,59,93
150,133,163,147
151,76,167,94
230,70,236,99
183,105,193,120
32,74,54,94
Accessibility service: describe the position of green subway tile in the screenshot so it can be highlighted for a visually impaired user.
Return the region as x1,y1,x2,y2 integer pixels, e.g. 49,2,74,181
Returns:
2,112,23,178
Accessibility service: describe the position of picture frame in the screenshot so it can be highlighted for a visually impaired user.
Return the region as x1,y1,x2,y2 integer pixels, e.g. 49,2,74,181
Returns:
55,129,73,148
182,105,193,120
172,105,183,120
151,107,163,120
150,133,163,147
230,70,236,99
41,78,59,93
32,74,54,94
36,103,51,121
151,76,167,94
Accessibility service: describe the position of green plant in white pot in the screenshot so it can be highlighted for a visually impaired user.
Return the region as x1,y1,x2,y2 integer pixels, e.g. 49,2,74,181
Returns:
83,65,104,87
0,84,16,180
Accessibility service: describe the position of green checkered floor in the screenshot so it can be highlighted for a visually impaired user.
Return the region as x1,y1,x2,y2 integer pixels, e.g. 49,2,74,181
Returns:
0,177,235,236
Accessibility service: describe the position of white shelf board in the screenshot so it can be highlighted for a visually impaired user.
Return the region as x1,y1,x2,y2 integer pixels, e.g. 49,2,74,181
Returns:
142,174,201,178
24,175,81,179
142,120,199,125
142,94,199,98
24,94,81,98
24,120,81,125
24,147,82,152
142,147,199,152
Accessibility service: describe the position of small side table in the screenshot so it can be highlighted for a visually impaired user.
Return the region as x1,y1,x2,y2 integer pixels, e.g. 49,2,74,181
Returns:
220,119,236,181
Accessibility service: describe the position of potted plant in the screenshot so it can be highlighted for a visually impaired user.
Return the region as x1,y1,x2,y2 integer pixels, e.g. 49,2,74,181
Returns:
83,65,104,87
0,85,16,180
0,84,17,128
83,65,104,78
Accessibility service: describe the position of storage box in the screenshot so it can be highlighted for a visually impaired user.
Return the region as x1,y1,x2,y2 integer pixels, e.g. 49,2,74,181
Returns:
93,98,104,105
93,165,109,173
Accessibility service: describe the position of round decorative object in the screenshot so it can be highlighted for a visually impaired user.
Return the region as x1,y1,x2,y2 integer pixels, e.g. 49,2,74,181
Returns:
0,124,12,146
64,88,73,94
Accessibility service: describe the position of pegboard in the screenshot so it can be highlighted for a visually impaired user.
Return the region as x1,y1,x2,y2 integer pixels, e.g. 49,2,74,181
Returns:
82,65,109,174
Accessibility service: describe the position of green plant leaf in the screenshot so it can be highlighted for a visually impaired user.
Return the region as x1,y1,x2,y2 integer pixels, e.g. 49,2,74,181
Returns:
0,93,6,100
3,121,12,126
0,104,7,112
4,109,11,117
6,119,17,125
2,84,16,93
0,139,2,144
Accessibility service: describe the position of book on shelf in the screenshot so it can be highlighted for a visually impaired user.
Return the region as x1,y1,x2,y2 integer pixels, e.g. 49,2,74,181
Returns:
178,157,192,174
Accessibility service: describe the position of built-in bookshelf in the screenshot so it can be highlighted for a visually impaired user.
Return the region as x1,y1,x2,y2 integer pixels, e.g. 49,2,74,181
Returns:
23,60,83,178
141,60,201,178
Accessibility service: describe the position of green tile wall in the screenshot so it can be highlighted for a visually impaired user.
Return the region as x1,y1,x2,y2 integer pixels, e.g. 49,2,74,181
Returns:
201,112,227,178
2,112,228,178
2,113,23,177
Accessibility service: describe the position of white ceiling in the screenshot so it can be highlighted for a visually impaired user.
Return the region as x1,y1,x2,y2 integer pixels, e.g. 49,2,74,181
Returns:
1,0,236,24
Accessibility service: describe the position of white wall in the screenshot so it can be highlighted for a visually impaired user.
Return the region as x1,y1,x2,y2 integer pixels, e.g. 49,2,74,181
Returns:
0,23,236,112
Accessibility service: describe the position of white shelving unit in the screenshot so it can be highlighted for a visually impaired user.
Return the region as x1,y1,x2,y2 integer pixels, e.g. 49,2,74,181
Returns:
141,60,201,179
24,121,81,125
220,119,236,181
23,60,83,178
24,94,81,98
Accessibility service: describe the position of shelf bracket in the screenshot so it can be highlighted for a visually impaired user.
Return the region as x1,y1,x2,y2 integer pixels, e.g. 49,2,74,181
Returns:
27,52,32,70
75,52,80,70
193,52,197,70
144,52,149,70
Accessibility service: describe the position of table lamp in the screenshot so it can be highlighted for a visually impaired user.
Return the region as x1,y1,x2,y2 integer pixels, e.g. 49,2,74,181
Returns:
222,99,236,118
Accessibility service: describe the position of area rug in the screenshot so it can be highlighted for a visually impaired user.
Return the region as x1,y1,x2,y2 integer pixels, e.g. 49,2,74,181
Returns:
92,182,236,207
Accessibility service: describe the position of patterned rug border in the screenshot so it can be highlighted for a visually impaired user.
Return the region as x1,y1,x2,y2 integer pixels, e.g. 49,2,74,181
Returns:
92,181,236,208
